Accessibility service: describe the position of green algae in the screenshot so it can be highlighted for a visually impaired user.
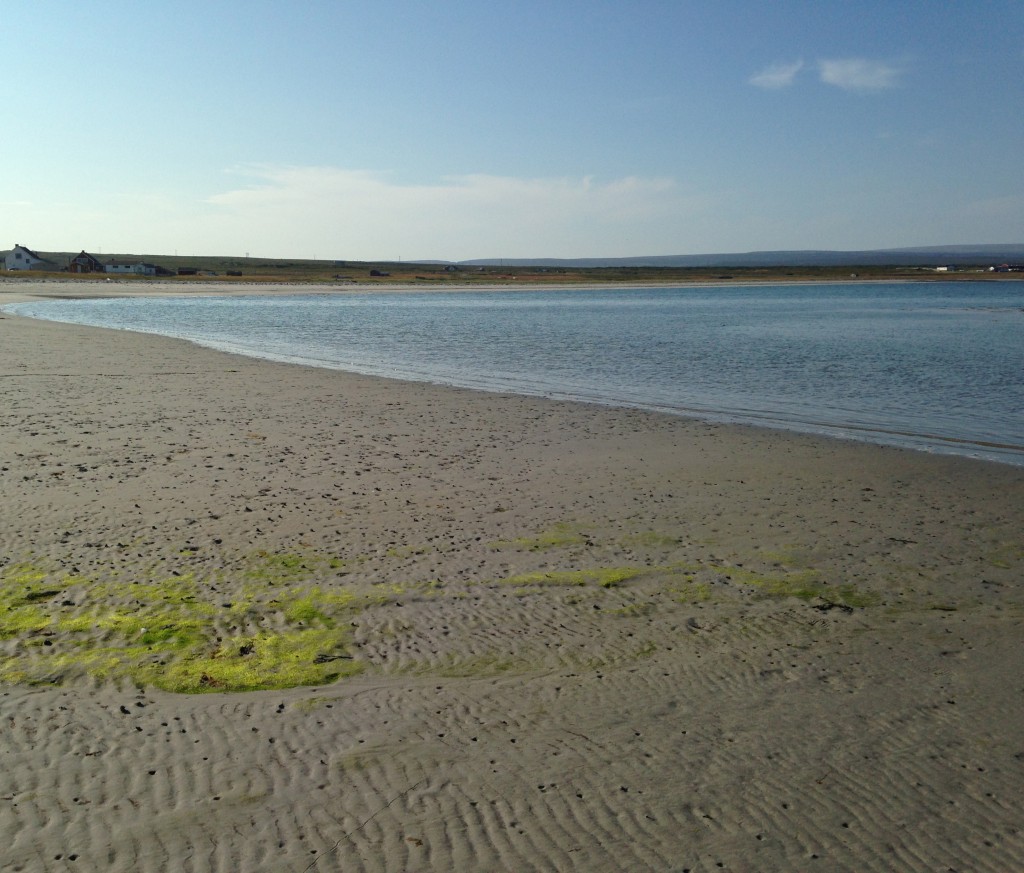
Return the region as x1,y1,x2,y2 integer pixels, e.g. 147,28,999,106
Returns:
384,544,430,559
294,695,332,713
500,571,586,587
241,550,346,583
0,560,367,693
633,641,658,658
135,628,361,693
669,577,713,604
608,601,656,617
719,566,879,608
985,543,1023,570
1,534,889,693
494,523,689,554
0,604,51,639
499,566,645,588
490,523,588,551
761,547,812,566
490,557,877,608
1,564,49,588
284,593,331,625
1,564,65,639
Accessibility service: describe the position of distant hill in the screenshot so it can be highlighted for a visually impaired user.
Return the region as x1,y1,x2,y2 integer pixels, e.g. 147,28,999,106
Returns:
455,245,1024,269
5,244,1023,275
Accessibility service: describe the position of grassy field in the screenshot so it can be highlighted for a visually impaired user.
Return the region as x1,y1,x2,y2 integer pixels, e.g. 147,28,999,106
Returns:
0,251,1006,286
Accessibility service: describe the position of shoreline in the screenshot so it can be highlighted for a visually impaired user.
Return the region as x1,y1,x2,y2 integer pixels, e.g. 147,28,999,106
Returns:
1,303,1022,870
4,279,1022,469
2,271,1023,305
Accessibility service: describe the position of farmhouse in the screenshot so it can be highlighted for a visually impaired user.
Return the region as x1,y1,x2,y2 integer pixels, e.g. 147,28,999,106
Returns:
7,245,172,276
4,244,51,271
68,250,105,273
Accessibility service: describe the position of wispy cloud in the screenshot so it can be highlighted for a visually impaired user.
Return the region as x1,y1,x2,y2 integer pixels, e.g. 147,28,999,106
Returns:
196,165,691,260
3,166,734,259
749,60,804,89
818,58,901,92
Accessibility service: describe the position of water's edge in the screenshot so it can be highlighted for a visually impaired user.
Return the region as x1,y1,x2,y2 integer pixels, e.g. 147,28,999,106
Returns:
5,286,1022,467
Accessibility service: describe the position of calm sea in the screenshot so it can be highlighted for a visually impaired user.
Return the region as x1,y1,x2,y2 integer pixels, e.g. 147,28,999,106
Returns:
6,283,1023,465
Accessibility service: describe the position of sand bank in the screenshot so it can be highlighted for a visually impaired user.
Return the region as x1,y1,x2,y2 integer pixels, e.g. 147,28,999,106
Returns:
1,305,1022,871
7,272,1020,308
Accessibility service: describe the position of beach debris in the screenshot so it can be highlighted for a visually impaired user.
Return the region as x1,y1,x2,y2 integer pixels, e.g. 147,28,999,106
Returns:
314,653,353,663
812,601,854,614
23,588,62,602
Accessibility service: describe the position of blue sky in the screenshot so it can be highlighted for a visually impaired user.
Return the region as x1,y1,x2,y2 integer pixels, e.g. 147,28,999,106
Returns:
4,1,1022,260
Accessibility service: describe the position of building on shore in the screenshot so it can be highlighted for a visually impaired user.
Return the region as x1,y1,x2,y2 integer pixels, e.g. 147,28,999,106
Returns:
105,260,158,276
6,245,171,276
4,244,52,271
68,251,105,273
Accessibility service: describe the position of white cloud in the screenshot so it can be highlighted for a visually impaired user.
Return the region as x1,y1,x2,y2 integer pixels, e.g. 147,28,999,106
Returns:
1,166,737,260
818,58,901,91
749,60,804,89
194,165,692,260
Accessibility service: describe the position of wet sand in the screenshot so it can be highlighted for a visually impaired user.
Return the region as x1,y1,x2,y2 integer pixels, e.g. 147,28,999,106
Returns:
1,287,1022,872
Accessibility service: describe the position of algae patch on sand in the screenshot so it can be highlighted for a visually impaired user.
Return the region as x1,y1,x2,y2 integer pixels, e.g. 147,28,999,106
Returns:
716,566,880,608
489,523,589,552
0,558,368,693
498,566,645,589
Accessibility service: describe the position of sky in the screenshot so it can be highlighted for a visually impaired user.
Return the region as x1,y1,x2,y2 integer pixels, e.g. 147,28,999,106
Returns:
3,0,1023,261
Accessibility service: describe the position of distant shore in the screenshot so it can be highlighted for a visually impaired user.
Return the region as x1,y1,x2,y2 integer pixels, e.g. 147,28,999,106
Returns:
2,270,1022,307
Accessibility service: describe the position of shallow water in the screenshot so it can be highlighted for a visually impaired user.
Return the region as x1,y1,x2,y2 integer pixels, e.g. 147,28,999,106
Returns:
6,282,1024,465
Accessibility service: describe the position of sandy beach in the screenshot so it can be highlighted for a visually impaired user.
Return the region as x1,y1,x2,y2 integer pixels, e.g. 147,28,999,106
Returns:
1,284,1022,872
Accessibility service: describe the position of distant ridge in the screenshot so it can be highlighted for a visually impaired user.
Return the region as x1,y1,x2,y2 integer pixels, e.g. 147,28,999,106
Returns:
6,244,1023,272
455,244,1024,269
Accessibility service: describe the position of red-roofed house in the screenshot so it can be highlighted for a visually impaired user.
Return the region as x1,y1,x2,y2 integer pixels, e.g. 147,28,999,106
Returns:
68,250,105,273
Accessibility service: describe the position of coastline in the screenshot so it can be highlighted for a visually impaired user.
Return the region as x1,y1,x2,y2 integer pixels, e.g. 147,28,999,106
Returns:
1,301,1023,870
5,279,1023,468
2,271,1023,306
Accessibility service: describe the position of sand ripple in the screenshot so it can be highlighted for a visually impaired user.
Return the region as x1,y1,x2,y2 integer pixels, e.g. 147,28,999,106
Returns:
1,307,1022,871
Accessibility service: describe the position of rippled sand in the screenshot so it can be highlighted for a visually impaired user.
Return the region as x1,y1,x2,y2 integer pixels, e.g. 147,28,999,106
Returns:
1,289,1022,872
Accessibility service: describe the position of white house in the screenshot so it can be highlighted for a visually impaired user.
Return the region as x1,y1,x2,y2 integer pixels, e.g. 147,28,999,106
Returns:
4,244,49,271
104,260,157,276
